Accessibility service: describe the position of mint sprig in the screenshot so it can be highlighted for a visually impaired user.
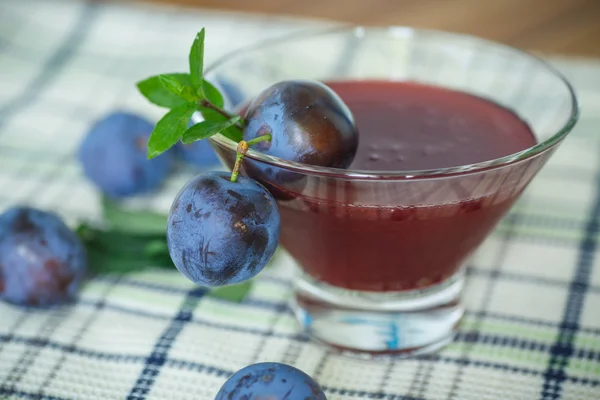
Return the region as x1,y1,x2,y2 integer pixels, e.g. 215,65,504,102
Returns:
74,197,274,303
202,80,224,108
182,116,242,144
136,27,244,159
147,103,197,159
136,73,191,109
158,74,197,103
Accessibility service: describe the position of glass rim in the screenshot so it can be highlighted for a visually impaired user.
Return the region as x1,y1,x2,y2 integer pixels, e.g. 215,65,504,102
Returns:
203,24,580,180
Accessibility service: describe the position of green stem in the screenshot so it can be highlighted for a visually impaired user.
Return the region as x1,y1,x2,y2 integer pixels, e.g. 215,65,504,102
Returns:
246,134,272,147
200,100,245,131
230,135,272,183
230,141,248,183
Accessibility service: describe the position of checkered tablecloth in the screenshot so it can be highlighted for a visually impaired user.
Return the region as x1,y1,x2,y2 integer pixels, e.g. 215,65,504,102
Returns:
1,0,599,399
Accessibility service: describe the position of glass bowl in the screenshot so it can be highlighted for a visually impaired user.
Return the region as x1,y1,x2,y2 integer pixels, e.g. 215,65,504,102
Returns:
193,25,579,357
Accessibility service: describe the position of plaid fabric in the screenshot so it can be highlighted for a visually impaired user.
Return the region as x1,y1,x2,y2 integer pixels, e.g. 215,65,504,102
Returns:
1,0,599,399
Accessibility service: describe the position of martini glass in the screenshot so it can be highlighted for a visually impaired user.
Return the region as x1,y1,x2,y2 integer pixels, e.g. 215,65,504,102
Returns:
194,26,579,357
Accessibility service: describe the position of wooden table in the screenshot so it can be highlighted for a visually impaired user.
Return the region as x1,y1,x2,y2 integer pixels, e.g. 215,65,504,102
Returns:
136,0,600,57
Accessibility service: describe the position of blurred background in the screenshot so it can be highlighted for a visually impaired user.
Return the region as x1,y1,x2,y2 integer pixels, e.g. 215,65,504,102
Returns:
135,0,600,57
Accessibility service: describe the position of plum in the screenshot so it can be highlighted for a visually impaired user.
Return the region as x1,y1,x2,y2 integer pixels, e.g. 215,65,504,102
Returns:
176,139,221,169
243,79,359,169
215,362,327,400
217,76,246,109
240,80,358,200
0,206,87,306
166,171,280,287
78,111,174,198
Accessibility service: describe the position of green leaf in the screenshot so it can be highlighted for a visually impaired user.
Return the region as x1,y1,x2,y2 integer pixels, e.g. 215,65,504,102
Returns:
76,223,175,276
77,208,255,302
158,74,185,95
163,73,193,87
202,80,224,108
208,281,253,303
181,116,241,144
85,247,154,275
84,246,174,276
147,103,197,158
181,86,199,102
158,74,199,103
198,107,243,142
77,223,166,258
144,240,170,258
102,197,167,235
189,29,205,88
78,218,255,301
136,73,191,108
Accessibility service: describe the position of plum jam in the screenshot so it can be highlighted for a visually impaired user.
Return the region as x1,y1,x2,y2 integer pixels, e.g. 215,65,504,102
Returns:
273,80,536,292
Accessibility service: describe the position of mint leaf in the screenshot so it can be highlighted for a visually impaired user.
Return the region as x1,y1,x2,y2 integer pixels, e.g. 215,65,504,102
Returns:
158,74,185,96
147,103,197,158
136,73,191,108
160,73,192,87
181,86,199,102
85,247,164,275
159,74,199,103
182,116,241,144
189,29,205,89
78,220,255,301
78,224,161,257
78,194,259,302
144,240,170,258
102,197,167,235
198,108,243,142
209,281,253,302
76,223,175,276
202,80,224,108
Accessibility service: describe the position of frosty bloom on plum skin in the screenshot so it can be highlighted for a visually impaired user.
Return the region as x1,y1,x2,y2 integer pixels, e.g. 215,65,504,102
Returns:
0,207,87,306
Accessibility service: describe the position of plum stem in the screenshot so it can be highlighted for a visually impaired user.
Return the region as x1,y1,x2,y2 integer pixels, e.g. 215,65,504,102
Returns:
230,142,248,183
246,134,272,147
230,135,272,183
199,100,245,130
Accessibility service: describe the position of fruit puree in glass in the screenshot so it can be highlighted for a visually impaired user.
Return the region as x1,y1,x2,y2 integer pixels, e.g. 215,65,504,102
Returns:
276,80,536,292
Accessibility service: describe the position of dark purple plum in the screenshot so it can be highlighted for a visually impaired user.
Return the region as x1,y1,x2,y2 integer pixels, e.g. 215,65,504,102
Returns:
215,362,327,400
0,206,87,306
243,79,359,169
166,171,280,287
78,111,174,198
240,80,358,200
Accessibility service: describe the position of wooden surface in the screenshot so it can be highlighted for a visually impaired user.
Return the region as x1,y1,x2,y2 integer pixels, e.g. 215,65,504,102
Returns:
137,0,600,57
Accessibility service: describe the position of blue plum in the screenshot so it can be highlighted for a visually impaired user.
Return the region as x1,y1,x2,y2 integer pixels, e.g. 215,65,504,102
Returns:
78,111,174,198
0,206,87,306
215,362,327,400
240,80,358,200
175,135,221,168
215,76,246,109
243,80,359,170
166,171,280,287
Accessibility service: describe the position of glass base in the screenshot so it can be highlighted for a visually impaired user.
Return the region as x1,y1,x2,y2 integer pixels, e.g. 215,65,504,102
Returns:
291,270,465,358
